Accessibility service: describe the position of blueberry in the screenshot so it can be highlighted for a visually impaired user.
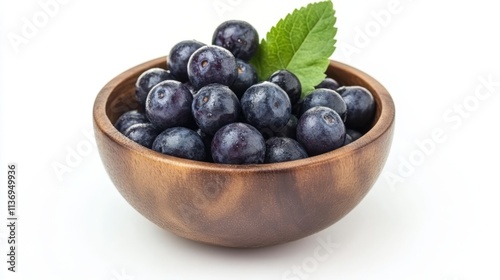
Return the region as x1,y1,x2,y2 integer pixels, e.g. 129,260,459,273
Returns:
343,133,353,146
183,81,197,96
299,88,347,121
264,137,308,163
152,127,206,161
168,40,205,82
124,123,160,148
260,114,298,139
292,98,303,116
192,84,241,135
268,69,302,105
296,106,346,156
187,45,238,89
231,59,258,98
212,20,259,60
275,114,298,138
114,110,149,134
211,122,265,164
274,115,299,139
315,77,341,91
241,81,291,131
337,86,376,130
347,129,363,141
197,128,214,162
145,80,193,130
135,68,175,106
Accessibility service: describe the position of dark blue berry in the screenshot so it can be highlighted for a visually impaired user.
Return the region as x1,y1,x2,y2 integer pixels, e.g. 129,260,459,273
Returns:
260,115,298,139
187,45,238,90
211,122,265,164
299,88,347,121
343,133,353,146
274,114,298,138
152,127,206,161
337,86,376,130
347,129,363,141
241,81,291,131
292,98,304,116
268,69,302,105
183,81,198,96
192,84,241,135
231,59,258,98
212,20,259,60
197,128,214,162
124,123,160,148
135,68,175,106
168,40,205,82
145,80,193,130
315,77,341,91
296,106,346,156
264,137,308,163
114,110,149,134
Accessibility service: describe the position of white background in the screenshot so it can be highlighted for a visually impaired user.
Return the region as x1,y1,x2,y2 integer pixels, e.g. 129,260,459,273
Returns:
1,0,499,279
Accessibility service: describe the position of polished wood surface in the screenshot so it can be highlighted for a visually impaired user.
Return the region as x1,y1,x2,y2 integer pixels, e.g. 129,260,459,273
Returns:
93,57,395,248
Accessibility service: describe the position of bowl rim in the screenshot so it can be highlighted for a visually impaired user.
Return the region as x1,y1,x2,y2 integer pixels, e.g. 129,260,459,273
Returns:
93,57,395,173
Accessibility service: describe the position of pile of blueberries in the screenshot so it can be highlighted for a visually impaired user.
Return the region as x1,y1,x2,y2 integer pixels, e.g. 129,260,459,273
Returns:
114,20,376,164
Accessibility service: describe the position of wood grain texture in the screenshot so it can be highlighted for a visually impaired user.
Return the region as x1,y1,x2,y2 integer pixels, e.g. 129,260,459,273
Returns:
93,57,395,248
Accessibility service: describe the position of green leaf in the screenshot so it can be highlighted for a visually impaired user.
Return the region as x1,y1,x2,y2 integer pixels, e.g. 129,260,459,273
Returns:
250,1,337,98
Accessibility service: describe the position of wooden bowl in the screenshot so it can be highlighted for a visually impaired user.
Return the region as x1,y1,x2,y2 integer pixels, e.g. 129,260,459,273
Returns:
93,57,395,248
